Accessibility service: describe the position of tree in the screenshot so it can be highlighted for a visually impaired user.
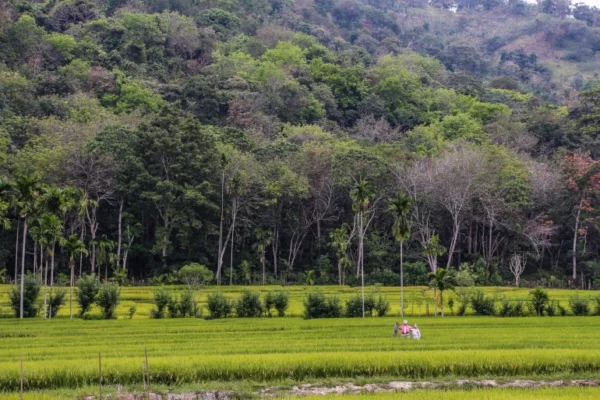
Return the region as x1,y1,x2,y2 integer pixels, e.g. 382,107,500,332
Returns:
422,234,447,316
509,253,526,287
388,193,412,318
94,235,115,282
329,227,350,285
37,213,63,319
350,180,375,318
254,228,272,285
14,174,42,319
428,268,454,317
63,234,88,319
178,263,214,290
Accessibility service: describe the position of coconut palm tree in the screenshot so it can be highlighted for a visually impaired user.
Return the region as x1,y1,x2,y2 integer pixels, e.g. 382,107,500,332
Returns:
350,180,374,319
14,174,42,319
428,268,454,317
63,234,88,318
388,194,412,318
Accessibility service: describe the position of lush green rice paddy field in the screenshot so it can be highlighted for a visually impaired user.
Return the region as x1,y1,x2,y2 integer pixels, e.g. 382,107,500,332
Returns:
0,285,599,398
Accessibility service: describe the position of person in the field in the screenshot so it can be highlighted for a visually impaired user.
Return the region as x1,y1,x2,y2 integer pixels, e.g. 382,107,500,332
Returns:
400,320,412,338
393,322,399,338
411,324,421,340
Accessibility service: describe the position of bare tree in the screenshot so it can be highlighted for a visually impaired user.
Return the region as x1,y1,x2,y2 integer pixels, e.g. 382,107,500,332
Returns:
68,149,117,273
509,253,526,287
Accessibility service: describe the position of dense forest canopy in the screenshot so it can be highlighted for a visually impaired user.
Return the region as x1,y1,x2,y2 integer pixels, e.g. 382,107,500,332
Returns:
2,0,600,288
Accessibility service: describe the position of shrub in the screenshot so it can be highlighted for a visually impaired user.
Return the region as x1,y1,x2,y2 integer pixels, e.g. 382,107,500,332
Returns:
373,294,390,317
96,282,121,319
8,274,41,318
529,287,549,316
303,291,342,319
128,306,137,319
206,292,233,319
569,294,590,316
168,296,180,318
150,288,171,319
345,295,364,317
593,296,600,316
470,290,495,316
236,290,262,318
76,274,99,317
264,290,290,317
273,291,290,317
455,288,471,316
47,288,67,318
546,300,558,317
179,291,196,317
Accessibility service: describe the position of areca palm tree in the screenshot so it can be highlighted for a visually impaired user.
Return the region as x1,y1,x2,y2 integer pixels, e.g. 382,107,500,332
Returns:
329,227,350,286
63,234,88,318
388,194,412,318
422,234,447,317
14,174,42,319
350,180,374,319
38,213,63,319
94,235,115,282
253,228,272,285
428,268,454,317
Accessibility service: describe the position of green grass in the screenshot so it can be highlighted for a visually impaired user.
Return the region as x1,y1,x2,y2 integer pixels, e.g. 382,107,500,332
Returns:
0,284,598,319
1,285,599,397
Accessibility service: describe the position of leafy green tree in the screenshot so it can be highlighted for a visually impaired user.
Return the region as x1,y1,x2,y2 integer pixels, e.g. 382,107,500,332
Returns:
329,227,350,285
178,263,214,290
96,282,121,319
9,274,41,318
76,274,99,318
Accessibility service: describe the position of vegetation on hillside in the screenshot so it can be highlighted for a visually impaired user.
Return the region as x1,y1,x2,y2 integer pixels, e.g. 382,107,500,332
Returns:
2,0,600,293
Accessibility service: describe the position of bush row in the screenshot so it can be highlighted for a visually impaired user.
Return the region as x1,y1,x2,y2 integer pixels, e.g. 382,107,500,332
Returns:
451,287,600,317
303,291,390,319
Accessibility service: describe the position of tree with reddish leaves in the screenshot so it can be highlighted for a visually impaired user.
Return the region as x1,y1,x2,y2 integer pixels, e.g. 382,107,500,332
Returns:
563,153,600,283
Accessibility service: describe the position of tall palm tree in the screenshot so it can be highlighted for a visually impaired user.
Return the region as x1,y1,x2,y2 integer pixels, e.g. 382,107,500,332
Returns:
388,194,412,318
14,174,42,319
253,228,272,285
329,227,350,285
63,234,88,318
94,235,115,281
38,213,63,319
350,180,374,319
0,181,17,282
428,268,454,317
422,234,447,317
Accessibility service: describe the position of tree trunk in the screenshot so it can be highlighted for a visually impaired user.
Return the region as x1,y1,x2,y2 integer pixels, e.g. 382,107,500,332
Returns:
49,242,56,319
43,258,48,319
446,217,460,269
360,212,365,319
229,230,234,286
217,171,225,285
262,250,266,285
400,242,404,318
338,259,342,286
79,222,85,277
116,200,123,269
19,218,28,319
573,202,582,281
14,218,20,284
33,242,37,278
272,226,279,278
70,261,74,319
440,290,444,317
433,287,437,317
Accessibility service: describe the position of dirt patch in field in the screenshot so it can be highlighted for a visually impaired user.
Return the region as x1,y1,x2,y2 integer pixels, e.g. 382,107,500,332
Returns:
261,379,599,396
84,379,599,399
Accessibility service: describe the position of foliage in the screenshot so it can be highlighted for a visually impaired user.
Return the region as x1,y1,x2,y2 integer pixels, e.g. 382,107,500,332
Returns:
569,294,590,316
96,283,121,319
470,290,496,316
206,291,233,319
235,289,262,317
264,290,289,317
178,263,214,290
46,288,67,318
529,287,550,316
150,288,171,319
76,274,99,317
303,291,342,319
8,275,40,318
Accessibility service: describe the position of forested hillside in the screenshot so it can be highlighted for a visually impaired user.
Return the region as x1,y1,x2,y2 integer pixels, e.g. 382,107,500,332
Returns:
1,0,600,289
